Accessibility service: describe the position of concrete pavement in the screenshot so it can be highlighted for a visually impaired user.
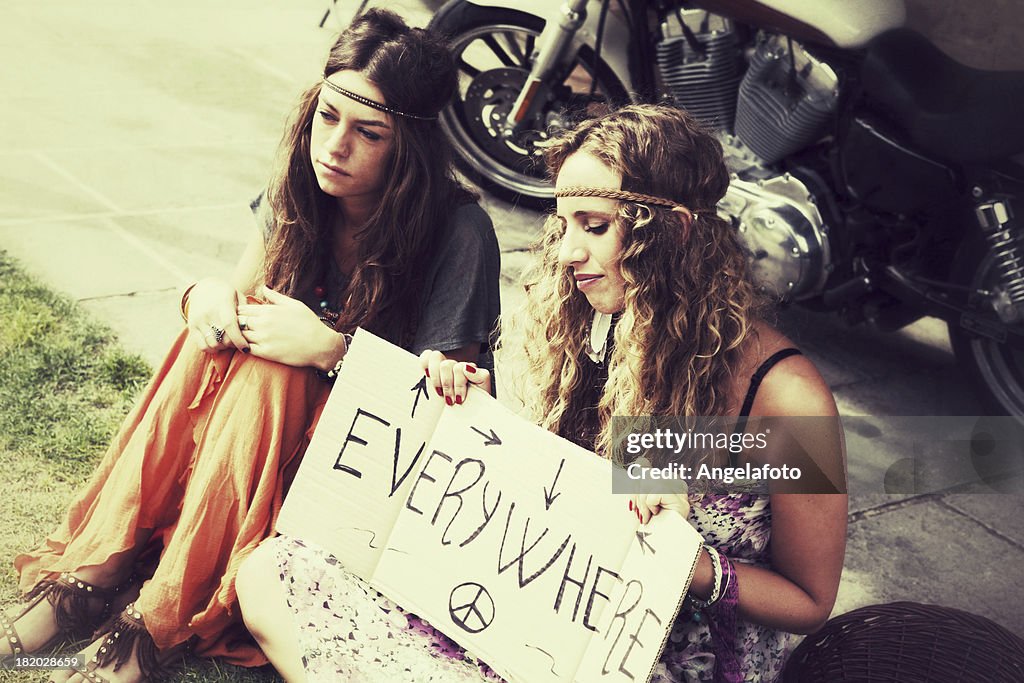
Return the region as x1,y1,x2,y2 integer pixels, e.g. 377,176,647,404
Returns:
1,0,1020,658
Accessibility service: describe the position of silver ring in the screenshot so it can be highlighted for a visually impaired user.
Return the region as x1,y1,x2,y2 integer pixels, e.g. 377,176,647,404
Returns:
209,324,225,344
238,316,248,332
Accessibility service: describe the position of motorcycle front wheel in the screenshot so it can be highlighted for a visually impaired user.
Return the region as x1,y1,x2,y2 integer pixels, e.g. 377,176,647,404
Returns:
949,234,1024,417
429,1,629,207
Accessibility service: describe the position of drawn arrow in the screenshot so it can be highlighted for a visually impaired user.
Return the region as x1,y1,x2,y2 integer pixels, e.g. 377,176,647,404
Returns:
470,426,502,446
543,458,565,510
410,376,430,419
635,529,656,556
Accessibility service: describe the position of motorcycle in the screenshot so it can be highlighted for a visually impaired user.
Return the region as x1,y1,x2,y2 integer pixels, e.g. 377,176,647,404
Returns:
428,0,1024,417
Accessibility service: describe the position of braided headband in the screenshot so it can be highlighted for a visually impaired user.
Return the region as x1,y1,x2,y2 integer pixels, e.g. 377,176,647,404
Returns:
554,186,695,218
321,78,438,121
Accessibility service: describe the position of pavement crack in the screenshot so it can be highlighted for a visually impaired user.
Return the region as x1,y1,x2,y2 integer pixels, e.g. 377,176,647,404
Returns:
937,498,1024,551
847,493,942,523
77,287,177,303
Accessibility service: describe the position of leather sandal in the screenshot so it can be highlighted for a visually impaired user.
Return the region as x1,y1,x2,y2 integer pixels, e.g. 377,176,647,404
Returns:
74,602,179,682
71,660,111,683
1,572,125,656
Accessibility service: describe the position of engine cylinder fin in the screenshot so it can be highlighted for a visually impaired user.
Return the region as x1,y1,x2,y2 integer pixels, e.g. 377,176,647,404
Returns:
734,35,839,164
655,12,741,131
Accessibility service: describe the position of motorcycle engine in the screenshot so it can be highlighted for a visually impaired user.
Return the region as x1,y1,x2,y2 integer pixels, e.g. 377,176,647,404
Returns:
734,35,840,164
655,10,741,131
655,14,837,300
717,170,832,302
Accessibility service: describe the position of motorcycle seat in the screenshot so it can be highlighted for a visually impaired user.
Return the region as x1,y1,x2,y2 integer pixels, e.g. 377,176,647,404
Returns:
860,28,1024,164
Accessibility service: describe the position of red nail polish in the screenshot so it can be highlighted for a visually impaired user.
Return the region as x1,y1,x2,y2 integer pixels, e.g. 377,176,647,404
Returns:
456,395,463,405
436,387,443,397
629,501,633,511
425,369,430,377
466,365,476,374
445,396,453,406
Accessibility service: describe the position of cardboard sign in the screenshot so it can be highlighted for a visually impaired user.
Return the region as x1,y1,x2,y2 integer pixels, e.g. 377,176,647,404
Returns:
277,331,704,683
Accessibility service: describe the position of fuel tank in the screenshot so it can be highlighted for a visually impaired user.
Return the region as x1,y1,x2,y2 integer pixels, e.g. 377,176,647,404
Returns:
696,0,905,48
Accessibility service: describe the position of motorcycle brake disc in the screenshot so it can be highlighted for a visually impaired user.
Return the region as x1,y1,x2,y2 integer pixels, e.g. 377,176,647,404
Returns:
461,67,550,170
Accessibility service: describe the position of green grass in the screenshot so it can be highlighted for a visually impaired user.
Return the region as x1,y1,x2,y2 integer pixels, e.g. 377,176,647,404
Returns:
0,252,279,683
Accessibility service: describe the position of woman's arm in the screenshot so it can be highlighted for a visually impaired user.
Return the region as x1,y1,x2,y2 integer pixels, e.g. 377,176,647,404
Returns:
184,213,266,353
229,217,268,295
411,203,500,398
186,207,347,370
686,358,847,634
743,491,846,633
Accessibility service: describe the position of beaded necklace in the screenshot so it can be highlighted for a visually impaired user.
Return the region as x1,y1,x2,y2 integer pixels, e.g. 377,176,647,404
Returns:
313,284,341,328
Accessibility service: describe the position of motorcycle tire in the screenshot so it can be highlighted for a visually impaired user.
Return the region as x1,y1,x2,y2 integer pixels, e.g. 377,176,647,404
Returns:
948,233,1024,417
429,1,629,208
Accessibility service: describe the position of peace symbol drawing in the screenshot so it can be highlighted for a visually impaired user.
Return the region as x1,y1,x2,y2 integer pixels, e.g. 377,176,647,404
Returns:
448,581,496,634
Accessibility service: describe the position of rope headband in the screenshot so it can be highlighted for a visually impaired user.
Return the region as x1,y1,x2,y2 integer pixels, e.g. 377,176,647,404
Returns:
321,78,438,121
554,186,696,219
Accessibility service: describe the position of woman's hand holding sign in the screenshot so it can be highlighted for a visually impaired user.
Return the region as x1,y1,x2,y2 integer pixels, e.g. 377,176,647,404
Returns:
627,456,691,524
419,349,491,406
630,492,692,524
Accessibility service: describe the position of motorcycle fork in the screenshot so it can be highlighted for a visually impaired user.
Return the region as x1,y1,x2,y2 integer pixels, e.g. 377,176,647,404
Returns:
507,0,589,134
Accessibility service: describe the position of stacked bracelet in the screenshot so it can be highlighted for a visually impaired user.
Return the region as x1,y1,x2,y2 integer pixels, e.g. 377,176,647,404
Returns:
688,545,724,611
179,283,197,323
704,545,725,607
706,553,742,683
716,551,733,605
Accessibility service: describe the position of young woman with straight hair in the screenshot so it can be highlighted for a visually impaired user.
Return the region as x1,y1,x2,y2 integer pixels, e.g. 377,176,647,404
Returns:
2,9,499,682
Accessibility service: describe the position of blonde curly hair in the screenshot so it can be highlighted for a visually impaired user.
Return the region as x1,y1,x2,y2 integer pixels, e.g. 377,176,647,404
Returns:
499,104,766,458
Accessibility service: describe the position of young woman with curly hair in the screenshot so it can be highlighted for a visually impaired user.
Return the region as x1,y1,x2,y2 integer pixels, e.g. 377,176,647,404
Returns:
1,9,499,683
239,104,845,682
472,104,847,681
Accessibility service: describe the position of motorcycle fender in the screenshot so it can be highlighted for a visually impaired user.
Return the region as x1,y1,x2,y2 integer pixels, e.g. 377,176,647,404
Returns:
449,0,635,92
732,0,905,48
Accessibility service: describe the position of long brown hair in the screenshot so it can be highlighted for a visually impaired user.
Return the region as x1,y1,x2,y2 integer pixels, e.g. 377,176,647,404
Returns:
262,9,472,345
501,104,766,455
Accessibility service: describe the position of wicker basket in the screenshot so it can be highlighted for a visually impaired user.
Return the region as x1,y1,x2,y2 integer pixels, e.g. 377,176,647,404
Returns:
782,602,1024,683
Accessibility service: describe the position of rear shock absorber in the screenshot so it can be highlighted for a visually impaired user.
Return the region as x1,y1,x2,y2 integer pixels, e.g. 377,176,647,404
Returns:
975,198,1024,319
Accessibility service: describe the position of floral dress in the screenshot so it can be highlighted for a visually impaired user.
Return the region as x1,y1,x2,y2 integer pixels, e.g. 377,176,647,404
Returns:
266,491,794,683
269,536,501,682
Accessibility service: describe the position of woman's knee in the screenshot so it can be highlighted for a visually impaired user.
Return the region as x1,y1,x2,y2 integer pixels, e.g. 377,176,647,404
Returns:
236,543,280,641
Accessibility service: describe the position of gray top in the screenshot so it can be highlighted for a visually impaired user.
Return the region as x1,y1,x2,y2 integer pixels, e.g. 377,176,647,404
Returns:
250,195,500,367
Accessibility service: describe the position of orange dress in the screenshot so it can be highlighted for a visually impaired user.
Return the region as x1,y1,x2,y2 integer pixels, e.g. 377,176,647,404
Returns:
14,201,502,667
14,329,332,666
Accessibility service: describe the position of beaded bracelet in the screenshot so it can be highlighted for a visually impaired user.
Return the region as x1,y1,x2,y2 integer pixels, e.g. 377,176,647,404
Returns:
314,333,353,383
